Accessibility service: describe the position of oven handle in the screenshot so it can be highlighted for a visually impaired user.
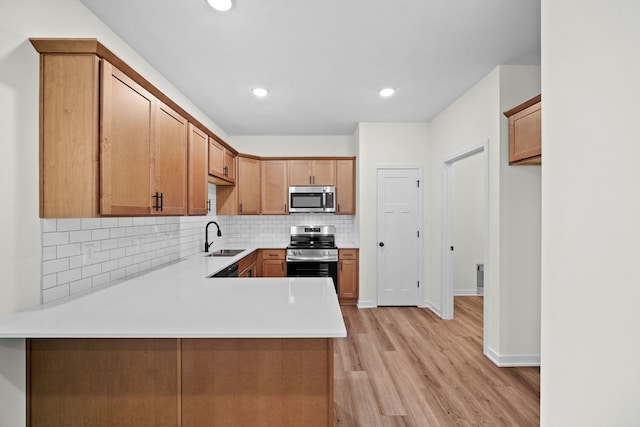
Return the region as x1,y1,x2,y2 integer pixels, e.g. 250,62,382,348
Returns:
286,255,338,262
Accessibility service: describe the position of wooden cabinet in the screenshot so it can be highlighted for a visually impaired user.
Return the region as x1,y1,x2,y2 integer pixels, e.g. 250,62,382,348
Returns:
209,138,236,184
261,160,288,214
338,249,359,305
504,94,541,165
260,249,286,277
39,53,100,218
216,155,261,215
187,124,208,215
336,159,355,214
238,251,258,278
288,159,336,186
101,63,188,216
154,101,188,216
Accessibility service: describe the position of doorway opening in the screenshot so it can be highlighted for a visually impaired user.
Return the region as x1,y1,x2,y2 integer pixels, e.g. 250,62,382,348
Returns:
442,141,488,322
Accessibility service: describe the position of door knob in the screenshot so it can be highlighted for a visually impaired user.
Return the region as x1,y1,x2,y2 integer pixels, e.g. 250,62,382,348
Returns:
379,242,384,247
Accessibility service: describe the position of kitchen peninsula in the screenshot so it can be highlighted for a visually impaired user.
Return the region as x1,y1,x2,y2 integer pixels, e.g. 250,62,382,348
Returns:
0,249,346,427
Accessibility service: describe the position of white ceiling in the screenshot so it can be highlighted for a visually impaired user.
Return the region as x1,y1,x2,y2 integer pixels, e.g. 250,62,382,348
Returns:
80,0,540,136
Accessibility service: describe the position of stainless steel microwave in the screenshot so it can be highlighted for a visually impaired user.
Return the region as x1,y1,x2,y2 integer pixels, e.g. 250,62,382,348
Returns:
288,186,336,213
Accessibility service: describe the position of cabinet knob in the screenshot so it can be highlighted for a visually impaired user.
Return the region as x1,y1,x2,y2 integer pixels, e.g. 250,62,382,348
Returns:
379,242,384,247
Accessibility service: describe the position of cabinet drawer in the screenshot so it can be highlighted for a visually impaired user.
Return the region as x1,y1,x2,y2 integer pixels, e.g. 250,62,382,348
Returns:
262,249,285,260
339,249,358,259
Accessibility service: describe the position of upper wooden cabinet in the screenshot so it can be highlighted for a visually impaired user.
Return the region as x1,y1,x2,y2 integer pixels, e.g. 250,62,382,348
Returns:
32,38,233,218
336,159,355,214
216,156,261,215
187,124,209,215
209,139,236,184
261,160,288,215
288,159,336,186
39,54,100,218
504,94,541,165
101,61,187,216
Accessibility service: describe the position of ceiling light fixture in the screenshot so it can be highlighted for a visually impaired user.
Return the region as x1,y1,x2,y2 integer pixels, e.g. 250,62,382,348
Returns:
252,87,268,97
207,0,233,12
379,87,395,97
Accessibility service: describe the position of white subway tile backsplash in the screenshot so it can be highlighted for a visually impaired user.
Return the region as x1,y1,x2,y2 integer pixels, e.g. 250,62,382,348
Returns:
41,209,354,303
43,258,69,275
57,218,81,232
43,232,69,247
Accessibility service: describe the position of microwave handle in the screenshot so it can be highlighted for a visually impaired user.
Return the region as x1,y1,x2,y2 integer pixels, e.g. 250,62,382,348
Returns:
322,192,326,209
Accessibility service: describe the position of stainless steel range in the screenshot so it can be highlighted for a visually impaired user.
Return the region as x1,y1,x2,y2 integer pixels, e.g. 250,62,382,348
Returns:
286,225,338,292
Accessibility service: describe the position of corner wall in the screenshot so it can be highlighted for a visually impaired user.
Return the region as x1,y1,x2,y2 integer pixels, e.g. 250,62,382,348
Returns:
541,1,640,424
426,65,541,364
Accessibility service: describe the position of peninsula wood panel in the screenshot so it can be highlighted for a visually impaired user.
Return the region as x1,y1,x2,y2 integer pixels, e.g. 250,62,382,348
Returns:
101,60,154,215
181,338,334,427
27,339,179,427
188,124,209,215
261,159,288,214
155,101,188,215
40,54,100,218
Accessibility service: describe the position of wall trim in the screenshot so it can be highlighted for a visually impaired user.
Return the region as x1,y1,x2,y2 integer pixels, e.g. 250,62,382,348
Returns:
420,300,442,317
485,347,540,367
453,290,479,296
357,300,376,309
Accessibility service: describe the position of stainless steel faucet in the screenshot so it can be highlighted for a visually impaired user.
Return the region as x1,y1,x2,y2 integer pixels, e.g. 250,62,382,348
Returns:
204,221,222,252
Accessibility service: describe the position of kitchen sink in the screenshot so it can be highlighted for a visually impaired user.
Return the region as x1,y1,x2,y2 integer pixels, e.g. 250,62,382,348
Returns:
206,249,245,257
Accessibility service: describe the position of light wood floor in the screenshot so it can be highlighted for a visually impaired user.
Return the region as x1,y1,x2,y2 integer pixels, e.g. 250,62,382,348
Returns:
334,297,540,426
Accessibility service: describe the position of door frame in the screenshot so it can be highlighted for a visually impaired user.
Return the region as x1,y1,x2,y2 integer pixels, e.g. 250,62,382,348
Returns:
441,140,489,320
375,166,423,307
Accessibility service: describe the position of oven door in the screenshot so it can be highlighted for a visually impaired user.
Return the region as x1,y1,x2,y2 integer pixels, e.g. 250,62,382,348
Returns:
287,261,338,292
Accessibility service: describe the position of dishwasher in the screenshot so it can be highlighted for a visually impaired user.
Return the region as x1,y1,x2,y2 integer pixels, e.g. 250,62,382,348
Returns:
210,262,239,278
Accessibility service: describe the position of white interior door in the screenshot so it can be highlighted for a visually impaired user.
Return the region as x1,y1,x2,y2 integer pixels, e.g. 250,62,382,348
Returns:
377,168,421,306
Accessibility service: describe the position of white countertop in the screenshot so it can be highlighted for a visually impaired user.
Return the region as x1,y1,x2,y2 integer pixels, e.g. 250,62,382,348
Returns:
0,248,347,339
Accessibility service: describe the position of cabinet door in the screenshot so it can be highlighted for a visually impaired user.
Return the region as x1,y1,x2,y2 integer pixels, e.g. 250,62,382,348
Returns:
208,139,225,178
311,160,336,186
41,54,100,218
509,102,541,164
188,124,208,215
101,61,155,215
155,101,188,215
223,150,236,182
288,160,312,185
237,156,261,214
338,249,358,304
336,159,355,214
262,260,286,277
261,160,288,214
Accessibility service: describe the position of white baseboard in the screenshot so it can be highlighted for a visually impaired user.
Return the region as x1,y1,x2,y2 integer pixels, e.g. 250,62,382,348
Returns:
357,300,376,308
420,301,442,317
485,347,540,367
453,290,480,296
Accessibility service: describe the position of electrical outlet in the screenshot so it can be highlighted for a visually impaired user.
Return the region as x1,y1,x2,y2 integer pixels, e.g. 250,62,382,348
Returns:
82,243,95,265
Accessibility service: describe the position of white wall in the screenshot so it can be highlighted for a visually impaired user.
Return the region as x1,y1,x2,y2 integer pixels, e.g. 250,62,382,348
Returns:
230,135,355,157
541,1,640,425
355,123,429,307
451,153,484,293
426,65,541,364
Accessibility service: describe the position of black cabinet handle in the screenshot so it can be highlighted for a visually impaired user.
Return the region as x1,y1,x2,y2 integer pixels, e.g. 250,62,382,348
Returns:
207,199,211,212
379,242,384,247
159,192,163,212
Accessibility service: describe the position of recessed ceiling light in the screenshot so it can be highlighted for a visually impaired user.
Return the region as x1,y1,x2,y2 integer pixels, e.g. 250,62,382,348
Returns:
379,87,395,97
252,87,268,97
207,0,233,12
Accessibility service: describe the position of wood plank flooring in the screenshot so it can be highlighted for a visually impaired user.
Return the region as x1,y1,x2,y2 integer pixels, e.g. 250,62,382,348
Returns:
334,297,540,426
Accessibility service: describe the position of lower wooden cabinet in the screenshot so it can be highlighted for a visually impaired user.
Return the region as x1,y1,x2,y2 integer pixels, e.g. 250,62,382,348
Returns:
260,249,287,277
238,250,258,277
338,249,359,305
